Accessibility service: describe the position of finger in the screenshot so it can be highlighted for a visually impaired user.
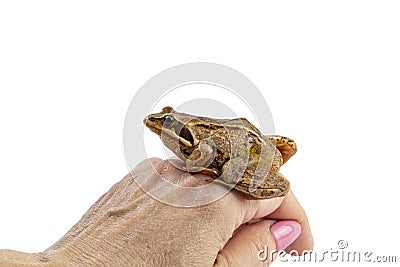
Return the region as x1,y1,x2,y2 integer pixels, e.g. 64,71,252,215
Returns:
267,191,314,254
214,220,277,267
134,159,313,255
241,196,285,223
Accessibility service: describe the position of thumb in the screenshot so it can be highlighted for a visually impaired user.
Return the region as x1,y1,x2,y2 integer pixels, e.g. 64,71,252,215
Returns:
214,220,301,266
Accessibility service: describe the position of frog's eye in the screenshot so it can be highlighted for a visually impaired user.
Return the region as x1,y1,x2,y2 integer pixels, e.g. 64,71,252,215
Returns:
163,115,175,128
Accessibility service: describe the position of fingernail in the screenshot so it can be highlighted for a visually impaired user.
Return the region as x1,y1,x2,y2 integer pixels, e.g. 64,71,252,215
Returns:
270,220,301,251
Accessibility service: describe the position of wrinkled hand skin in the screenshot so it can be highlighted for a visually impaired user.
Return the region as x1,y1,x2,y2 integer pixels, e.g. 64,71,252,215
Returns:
0,158,313,266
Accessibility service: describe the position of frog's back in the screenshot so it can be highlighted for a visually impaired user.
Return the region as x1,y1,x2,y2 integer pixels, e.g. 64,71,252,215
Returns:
212,118,277,159
221,118,282,171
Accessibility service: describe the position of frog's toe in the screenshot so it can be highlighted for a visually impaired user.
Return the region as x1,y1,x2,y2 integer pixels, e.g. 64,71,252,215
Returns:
267,135,297,164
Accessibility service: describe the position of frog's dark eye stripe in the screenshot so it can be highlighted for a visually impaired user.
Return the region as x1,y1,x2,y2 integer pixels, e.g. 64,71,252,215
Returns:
163,115,175,128
178,125,194,145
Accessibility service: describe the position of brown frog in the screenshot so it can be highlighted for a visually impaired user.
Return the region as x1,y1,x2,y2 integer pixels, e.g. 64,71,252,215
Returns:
144,106,297,199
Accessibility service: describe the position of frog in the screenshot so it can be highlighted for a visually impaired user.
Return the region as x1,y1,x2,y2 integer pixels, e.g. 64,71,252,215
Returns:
143,106,297,199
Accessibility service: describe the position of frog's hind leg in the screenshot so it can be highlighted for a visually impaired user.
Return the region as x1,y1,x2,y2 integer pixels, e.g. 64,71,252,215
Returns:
218,157,289,199
267,135,297,165
236,172,290,200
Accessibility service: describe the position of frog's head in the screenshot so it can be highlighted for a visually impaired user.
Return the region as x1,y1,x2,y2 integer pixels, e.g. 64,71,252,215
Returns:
144,106,207,158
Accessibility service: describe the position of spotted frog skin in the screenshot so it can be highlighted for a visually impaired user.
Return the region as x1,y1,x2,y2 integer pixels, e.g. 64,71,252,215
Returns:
144,107,297,199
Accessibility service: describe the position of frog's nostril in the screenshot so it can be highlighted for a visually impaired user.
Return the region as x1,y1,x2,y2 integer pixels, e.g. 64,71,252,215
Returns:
144,116,156,122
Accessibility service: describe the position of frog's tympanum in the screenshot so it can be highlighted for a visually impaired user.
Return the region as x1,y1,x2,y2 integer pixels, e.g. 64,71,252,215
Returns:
144,107,297,199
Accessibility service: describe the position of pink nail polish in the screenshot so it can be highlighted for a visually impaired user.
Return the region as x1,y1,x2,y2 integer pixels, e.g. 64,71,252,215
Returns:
270,220,301,251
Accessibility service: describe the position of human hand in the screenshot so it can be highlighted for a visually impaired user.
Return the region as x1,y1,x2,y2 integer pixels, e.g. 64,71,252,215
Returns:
0,158,313,266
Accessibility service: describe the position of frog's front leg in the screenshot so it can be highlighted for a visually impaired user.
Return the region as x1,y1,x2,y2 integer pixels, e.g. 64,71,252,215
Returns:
184,139,220,177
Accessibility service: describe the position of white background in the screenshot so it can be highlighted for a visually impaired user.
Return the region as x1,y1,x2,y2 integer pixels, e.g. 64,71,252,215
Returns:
1,1,399,266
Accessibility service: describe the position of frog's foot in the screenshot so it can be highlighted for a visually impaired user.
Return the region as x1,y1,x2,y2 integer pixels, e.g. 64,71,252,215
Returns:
235,172,290,199
185,139,217,173
267,135,297,164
